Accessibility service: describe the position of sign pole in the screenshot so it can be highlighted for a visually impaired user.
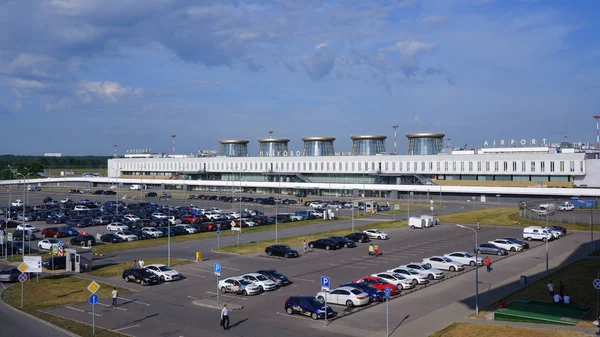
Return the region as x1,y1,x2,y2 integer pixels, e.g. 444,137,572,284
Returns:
217,232,220,250
217,275,220,304
324,291,327,326
20,278,24,307
597,270,599,325
92,301,95,335
386,296,389,337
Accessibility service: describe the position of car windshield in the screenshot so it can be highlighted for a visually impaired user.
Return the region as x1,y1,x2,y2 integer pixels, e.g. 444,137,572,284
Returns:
48,239,58,243
442,257,452,262
240,279,253,286
157,266,172,271
308,298,325,306
350,289,363,295
269,270,283,277
392,274,405,279
141,270,154,277
464,253,473,258
280,245,291,250
421,264,431,270
407,269,418,275
256,275,268,281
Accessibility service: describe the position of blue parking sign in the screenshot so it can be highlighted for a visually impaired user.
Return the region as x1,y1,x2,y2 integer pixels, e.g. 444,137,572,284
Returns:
321,276,330,290
58,240,64,247
216,229,221,235
213,263,221,276
384,288,391,299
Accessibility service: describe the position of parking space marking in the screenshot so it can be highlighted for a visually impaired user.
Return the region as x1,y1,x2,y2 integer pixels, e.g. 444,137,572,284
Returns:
291,277,315,283
187,295,199,300
118,297,150,306
113,324,140,332
221,266,240,271
97,302,127,311
275,312,317,321
66,306,102,316
206,291,247,300
183,273,207,278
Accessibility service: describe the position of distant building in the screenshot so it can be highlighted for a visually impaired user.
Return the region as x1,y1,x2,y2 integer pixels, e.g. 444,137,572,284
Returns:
44,153,62,157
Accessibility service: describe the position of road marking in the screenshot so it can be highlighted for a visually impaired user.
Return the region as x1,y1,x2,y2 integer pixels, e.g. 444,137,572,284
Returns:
114,325,140,332
97,302,127,311
118,297,150,306
276,312,313,320
291,277,315,283
66,306,102,316
183,273,207,278
206,291,247,300
221,266,240,271
189,268,212,273
0,283,6,290
352,262,380,266
330,263,365,269
187,295,199,300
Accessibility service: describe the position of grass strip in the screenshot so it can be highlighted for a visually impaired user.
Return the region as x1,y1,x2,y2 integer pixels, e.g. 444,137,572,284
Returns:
215,220,407,255
438,207,590,231
90,258,192,278
1,275,130,337
429,322,589,337
91,217,347,254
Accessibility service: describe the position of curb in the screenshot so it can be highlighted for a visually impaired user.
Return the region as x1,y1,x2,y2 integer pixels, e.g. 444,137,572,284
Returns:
192,299,244,310
211,248,240,256
0,286,80,337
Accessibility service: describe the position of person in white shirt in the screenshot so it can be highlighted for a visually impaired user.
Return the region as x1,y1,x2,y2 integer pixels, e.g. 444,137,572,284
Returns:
563,294,571,304
112,287,118,307
138,258,145,269
553,293,562,303
547,280,554,296
220,304,229,330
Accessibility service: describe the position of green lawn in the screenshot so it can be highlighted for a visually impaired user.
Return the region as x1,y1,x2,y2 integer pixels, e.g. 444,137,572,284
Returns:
429,322,588,337
216,220,407,255
92,217,347,254
90,258,192,278
438,207,589,231
1,275,130,337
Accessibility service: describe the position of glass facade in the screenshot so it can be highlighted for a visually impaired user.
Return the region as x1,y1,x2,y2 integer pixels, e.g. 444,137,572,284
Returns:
302,137,335,156
218,141,248,157
258,138,289,156
351,136,386,155
406,133,444,155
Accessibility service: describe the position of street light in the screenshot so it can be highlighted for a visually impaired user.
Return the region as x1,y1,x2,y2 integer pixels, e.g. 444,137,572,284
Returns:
14,167,32,258
456,224,479,314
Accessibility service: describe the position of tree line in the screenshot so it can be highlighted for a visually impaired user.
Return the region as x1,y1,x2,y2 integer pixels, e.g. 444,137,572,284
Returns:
0,155,111,179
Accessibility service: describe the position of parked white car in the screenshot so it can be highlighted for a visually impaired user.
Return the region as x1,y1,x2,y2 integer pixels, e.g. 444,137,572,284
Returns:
179,224,197,234
309,202,326,208
403,263,445,280
218,277,261,296
11,199,23,207
106,222,129,231
422,256,465,272
124,214,140,222
152,212,168,219
386,267,429,285
210,207,223,213
142,227,164,237
145,264,181,282
205,212,222,220
16,224,37,232
241,273,278,291
38,238,59,250
444,252,483,266
60,198,72,203
363,229,389,240
316,286,370,308
73,205,90,211
370,272,415,290
488,239,523,252
558,203,574,211
115,231,139,242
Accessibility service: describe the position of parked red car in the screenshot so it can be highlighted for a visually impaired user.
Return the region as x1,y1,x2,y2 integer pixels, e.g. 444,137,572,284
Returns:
353,276,400,295
41,227,67,238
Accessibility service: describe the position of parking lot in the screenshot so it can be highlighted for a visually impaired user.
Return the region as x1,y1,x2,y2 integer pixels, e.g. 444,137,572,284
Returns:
40,223,565,337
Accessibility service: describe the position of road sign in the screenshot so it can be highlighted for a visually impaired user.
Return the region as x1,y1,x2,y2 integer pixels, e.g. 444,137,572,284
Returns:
58,246,64,256
214,263,221,276
384,288,391,299
17,263,28,273
7,233,12,242
18,273,27,283
0,229,4,236
52,244,58,254
87,281,101,294
58,240,64,247
593,279,600,290
394,204,399,211
321,276,330,291
429,199,434,205
23,256,42,273
89,294,99,305
230,221,235,227
216,229,221,235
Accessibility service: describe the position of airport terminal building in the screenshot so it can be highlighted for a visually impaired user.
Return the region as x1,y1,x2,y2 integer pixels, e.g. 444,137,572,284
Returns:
106,134,600,198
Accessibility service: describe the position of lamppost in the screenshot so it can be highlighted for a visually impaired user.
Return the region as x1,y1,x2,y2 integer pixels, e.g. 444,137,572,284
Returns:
456,224,479,314
351,201,355,233
15,168,32,257
276,174,280,243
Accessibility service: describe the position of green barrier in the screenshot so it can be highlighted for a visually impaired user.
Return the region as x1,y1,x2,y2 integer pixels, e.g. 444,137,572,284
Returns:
494,299,591,326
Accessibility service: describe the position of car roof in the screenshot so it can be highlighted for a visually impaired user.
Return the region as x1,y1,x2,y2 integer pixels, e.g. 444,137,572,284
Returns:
335,286,360,292
145,264,166,268
225,276,245,281
446,251,468,255
242,273,262,277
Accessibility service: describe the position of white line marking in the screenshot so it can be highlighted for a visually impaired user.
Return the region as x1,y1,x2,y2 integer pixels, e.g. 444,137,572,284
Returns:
222,266,240,271
66,306,102,316
114,325,141,332
189,268,212,273
97,302,127,311
0,283,6,290
187,295,199,300
206,291,247,300
118,297,150,306
291,277,315,283
331,263,365,269
183,273,207,278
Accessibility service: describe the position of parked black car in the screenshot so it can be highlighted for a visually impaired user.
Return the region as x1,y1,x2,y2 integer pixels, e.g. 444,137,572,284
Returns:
131,229,152,240
257,269,290,286
264,244,300,258
328,236,357,248
101,233,125,243
0,267,21,282
345,232,371,243
12,230,37,240
549,226,567,235
43,256,67,270
122,268,159,286
70,235,96,247
145,192,158,198
308,238,340,250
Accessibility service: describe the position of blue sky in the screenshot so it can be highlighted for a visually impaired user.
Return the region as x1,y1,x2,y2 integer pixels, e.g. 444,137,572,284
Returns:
1,0,599,155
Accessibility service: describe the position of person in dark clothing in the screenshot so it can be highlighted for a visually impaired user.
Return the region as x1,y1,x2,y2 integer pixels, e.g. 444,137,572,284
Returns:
559,281,565,297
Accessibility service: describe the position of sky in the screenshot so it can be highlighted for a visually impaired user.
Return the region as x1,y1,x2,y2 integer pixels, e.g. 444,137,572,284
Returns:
1,0,599,155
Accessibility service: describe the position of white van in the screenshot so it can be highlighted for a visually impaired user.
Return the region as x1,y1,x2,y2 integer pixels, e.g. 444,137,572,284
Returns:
523,226,553,241
409,217,426,229
420,215,439,227
538,203,556,216
129,184,142,190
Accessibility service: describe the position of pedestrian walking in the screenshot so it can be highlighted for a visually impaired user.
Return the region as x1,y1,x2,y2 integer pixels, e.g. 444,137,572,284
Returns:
476,220,480,230
112,287,118,308
368,244,374,256
133,260,138,268
303,240,308,254
547,280,554,296
559,281,565,297
484,257,492,272
374,244,379,257
220,304,230,330
138,258,145,269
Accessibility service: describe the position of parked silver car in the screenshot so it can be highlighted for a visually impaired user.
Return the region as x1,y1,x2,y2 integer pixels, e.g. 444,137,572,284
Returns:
474,243,508,256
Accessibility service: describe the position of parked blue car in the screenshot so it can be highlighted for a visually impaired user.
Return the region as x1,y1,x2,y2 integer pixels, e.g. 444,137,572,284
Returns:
284,296,334,320
340,282,384,302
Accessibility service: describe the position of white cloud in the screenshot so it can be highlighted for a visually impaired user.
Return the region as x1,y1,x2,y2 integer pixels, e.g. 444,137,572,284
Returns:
9,78,47,88
380,41,437,59
76,81,143,103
